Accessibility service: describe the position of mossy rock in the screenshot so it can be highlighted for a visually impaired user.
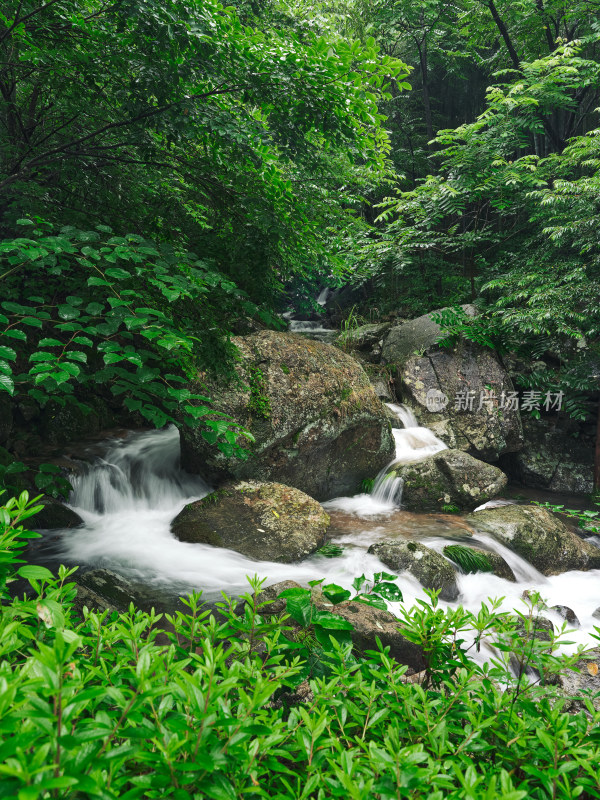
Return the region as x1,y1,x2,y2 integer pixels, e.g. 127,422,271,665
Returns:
443,544,516,582
179,330,395,500
465,505,600,575
368,539,459,601
396,449,507,512
171,480,330,563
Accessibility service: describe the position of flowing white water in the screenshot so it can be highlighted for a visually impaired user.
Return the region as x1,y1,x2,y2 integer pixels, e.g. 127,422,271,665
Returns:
316,287,331,306
324,403,447,516
43,419,600,651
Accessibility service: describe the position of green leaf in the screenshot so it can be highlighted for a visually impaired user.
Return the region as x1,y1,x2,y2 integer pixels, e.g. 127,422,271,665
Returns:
87,277,112,287
18,565,54,580
0,374,15,395
2,329,27,341
354,594,387,611
314,610,354,630
29,352,56,363
66,351,88,364
58,305,80,320
105,267,131,280
0,346,16,361
322,584,351,604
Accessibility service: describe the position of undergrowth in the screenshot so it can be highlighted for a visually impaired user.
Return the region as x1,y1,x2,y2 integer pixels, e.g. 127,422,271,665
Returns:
1,493,600,799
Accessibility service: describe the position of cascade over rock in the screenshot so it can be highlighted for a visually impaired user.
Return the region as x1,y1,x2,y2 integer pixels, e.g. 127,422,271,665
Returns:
381,308,523,462
171,480,329,563
392,449,508,512
179,330,395,500
465,505,600,575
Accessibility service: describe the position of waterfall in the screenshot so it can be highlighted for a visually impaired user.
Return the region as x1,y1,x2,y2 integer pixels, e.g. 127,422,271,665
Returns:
369,404,447,507
316,287,331,306
323,403,447,515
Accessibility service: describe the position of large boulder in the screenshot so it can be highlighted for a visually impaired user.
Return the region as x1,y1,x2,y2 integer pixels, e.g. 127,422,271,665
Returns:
255,580,425,670
502,417,593,495
381,309,523,462
368,539,459,600
179,330,395,500
32,496,84,529
394,449,507,512
336,322,391,363
465,505,600,575
559,647,600,712
171,481,330,563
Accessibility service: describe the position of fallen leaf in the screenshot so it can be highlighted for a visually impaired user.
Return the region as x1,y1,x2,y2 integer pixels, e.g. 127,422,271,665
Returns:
37,603,53,628
587,662,598,677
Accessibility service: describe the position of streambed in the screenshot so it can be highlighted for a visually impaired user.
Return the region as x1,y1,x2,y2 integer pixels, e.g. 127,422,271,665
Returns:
26,417,600,655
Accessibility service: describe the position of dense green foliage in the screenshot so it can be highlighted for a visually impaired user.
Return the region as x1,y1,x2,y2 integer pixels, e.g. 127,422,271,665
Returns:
1,494,600,799
0,0,407,453
3,0,600,438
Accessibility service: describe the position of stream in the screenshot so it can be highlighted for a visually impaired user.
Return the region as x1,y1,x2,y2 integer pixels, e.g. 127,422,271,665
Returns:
29,405,600,654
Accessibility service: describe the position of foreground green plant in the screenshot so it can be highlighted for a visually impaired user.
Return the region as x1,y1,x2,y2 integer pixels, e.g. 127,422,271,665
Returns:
533,500,600,536
1,494,600,799
443,544,493,575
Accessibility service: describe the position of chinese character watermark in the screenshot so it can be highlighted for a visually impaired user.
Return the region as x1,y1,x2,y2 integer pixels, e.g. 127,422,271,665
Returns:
424,388,565,412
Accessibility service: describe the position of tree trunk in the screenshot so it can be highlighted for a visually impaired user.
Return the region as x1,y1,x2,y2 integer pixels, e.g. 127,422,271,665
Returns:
417,39,434,141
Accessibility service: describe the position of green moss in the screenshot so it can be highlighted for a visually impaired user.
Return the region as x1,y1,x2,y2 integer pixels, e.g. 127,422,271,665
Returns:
280,363,290,374
246,365,271,420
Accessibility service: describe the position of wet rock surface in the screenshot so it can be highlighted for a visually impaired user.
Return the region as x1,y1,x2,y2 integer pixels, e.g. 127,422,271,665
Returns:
559,647,600,712
32,496,84,529
502,417,593,495
368,539,459,600
171,480,329,563
179,330,395,501
465,505,600,575
394,449,508,512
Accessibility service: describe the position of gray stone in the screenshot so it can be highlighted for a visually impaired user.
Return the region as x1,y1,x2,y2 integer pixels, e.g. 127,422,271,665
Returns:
465,505,600,575
172,481,329,563
368,539,459,600
381,308,523,462
505,417,593,494
78,569,142,610
394,449,508,512
559,647,600,712
551,606,580,627
371,378,394,403
32,496,84,529
179,330,395,501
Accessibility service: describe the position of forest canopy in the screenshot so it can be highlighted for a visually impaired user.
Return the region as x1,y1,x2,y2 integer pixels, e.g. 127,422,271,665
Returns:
1,0,599,434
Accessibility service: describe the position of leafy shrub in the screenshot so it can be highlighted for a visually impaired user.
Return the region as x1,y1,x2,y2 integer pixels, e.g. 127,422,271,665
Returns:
2,494,600,799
